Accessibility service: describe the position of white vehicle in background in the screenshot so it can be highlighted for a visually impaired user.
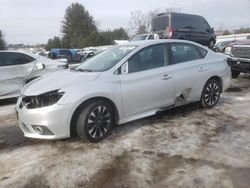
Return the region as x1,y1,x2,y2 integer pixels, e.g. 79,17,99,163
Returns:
0,51,68,99
16,40,231,142
131,34,159,41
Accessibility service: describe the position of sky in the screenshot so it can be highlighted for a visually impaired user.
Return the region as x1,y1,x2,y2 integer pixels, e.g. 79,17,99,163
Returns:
0,0,250,44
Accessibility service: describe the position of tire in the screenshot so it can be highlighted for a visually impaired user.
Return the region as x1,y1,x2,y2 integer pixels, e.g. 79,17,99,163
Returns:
201,79,221,108
231,70,240,78
208,39,215,49
76,101,114,142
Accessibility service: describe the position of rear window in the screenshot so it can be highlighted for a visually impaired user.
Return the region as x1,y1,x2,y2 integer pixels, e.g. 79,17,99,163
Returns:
152,16,169,31
172,15,195,30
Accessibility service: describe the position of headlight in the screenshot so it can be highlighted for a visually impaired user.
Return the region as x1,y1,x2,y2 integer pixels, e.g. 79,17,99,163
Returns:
225,46,232,55
21,90,64,109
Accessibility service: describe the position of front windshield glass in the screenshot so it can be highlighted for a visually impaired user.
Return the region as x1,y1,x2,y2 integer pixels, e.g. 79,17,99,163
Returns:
76,45,137,72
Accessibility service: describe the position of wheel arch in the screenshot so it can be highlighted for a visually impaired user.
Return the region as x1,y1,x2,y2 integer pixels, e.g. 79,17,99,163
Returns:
70,96,119,137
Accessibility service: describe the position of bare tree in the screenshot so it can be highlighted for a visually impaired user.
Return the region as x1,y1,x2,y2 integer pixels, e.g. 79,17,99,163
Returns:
129,10,160,35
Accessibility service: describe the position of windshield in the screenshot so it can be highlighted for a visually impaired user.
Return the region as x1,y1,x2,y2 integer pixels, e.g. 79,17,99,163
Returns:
75,45,137,72
131,35,148,41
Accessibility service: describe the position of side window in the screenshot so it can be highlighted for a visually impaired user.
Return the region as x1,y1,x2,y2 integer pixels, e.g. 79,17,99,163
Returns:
170,43,202,64
128,45,167,73
196,46,208,58
148,35,154,40
0,52,35,66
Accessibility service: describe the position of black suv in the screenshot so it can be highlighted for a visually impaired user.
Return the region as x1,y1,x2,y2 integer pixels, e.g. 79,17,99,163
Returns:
151,12,216,48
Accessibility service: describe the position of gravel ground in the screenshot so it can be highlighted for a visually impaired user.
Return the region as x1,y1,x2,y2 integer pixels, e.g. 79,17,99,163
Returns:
0,75,250,188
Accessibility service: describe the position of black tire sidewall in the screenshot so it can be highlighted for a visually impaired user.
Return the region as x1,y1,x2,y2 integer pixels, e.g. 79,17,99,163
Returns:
208,40,215,48
76,101,114,143
201,79,221,108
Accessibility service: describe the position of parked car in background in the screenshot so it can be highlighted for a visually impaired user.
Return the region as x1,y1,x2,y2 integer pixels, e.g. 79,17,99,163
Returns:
0,51,68,99
225,39,250,78
38,51,49,57
151,12,216,48
213,40,236,53
131,34,158,41
66,49,83,63
16,40,231,142
48,48,69,59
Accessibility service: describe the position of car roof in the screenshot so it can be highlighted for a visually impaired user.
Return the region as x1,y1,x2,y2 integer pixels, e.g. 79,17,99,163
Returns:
0,50,37,57
118,39,208,49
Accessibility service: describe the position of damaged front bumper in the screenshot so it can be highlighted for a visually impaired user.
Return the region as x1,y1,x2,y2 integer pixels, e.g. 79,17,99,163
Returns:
16,97,73,140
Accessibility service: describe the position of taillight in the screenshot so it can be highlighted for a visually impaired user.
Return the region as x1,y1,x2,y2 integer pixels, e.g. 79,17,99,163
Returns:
167,27,173,39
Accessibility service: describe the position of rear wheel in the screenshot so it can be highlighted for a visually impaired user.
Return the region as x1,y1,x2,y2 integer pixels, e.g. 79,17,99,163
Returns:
231,70,240,78
208,39,215,49
76,101,114,142
201,79,221,108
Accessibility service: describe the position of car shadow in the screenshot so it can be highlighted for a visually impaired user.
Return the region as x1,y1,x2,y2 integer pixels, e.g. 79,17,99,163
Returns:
113,102,202,137
0,98,17,106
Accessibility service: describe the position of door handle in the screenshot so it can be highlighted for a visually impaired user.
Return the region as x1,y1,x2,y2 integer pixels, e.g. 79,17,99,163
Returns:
162,74,172,80
199,67,208,72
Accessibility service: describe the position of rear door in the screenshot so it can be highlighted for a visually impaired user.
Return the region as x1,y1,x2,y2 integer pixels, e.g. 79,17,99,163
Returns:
0,52,35,97
119,44,175,118
168,42,209,104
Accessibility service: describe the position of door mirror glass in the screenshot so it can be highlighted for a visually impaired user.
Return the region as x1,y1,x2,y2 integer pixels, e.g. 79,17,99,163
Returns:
121,61,128,75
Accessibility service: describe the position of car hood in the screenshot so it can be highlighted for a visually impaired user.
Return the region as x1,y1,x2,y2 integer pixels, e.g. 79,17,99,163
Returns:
231,39,250,46
21,70,100,96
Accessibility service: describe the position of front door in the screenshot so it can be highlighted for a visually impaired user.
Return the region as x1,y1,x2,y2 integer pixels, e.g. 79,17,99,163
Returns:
119,44,175,118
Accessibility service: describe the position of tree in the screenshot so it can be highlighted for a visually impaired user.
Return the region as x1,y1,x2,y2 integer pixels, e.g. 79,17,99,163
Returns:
61,3,97,48
45,36,62,51
100,27,129,44
222,30,231,35
84,31,109,47
129,10,160,35
0,30,7,50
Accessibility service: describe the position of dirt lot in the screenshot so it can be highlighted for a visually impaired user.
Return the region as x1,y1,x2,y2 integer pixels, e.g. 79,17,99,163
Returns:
1,75,250,188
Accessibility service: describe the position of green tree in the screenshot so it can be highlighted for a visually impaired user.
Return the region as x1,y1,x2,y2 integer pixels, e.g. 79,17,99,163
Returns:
45,36,62,51
100,28,129,45
84,31,109,47
0,30,7,50
61,3,97,48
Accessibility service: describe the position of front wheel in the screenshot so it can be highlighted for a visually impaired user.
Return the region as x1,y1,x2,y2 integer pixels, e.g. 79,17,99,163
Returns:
76,101,114,142
201,79,221,108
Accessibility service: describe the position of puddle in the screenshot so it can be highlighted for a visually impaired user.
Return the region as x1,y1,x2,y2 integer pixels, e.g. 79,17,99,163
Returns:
214,124,245,135
0,142,9,150
227,87,242,92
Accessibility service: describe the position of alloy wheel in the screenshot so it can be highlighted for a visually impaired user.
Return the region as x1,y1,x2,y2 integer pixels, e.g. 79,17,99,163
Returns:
87,105,111,139
204,82,220,106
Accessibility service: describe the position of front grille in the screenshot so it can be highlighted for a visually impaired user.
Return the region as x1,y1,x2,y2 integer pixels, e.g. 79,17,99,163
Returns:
232,46,250,59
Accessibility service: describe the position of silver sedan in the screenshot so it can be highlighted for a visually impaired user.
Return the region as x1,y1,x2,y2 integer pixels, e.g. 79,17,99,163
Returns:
0,51,68,99
16,40,231,142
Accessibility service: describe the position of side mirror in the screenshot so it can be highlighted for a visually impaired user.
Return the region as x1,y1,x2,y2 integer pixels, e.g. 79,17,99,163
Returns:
121,61,128,75
211,28,214,33
36,63,45,70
